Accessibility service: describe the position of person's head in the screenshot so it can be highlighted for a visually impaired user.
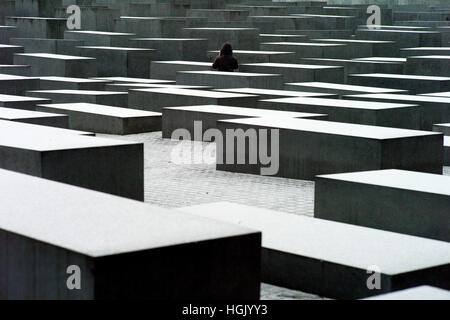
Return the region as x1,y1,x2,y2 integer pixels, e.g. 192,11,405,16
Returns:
220,43,233,56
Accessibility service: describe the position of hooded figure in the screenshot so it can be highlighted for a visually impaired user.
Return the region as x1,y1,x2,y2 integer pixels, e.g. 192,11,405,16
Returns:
212,43,238,72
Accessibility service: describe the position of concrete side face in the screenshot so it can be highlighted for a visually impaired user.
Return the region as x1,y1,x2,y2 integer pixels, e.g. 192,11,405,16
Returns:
216,122,383,180
40,144,144,201
93,234,261,300
314,178,449,242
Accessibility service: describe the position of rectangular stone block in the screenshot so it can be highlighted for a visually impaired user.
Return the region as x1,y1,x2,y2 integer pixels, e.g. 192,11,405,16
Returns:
216,117,443,179
91,77,174,85
207,50,296,64
176,71,284,89
5,17,67,39
183,28,260,50
285,82,408,98
10,38,83,55
162,104,327,140
0,26,16,43
130,38,208,61
259,97,421,129
215,88,337,100
400,47,450,57
405,55,450,77
259,34,308,43
310,39,398,58
13,53,97,78
105,83,209,92
180,202,450,299
355,29,442,48
260,42,348,60
116,17,207,38
37,103,161,135
347,73,450,95
0,107,68,128
0,170,261,300
0,44,24,64
39,76,110,91
0,64,31,76
0,93,50,110
150,61,212,80
433,123,450,136
299,58,405,82
77,46,156,78
0,120,143,200
344,93,450,130
26,90,128,107
64,31,135,47
129,88,258,112
239,63,344,84
315,169,450,242
0,74,39,95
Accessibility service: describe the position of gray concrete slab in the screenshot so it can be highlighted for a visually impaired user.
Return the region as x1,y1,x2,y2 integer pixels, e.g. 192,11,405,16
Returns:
0,170,260,300
310,39,398,58
65,30,135,47
5,17,67,39
129,88,258,112
207,50,296,64
433,123,450,136
216,117,442,179
176,70,284,89
0,74,39,95
0,93,50,110
37,103,161,135
0,44,24,64
10,38,83,55
344,93,450,130
355,29,442,48
117,17,207,38
347,73,450,95
150,61,212,80
90,77,174,85
422,92,450,98
315,169,450,242
364,286,450,300
0,107,68,128
258,97,421,129
183,27,260,50
26,90,128,107
445,136,450,166
405,55,450,76
77,46,156,78
105,83,211,92
400,47,450,57
285,82,408,98
162,104,327,140
260,42,348,60
239,63,344,83
39,76,110,91
130,38,209,62
179,202,450,299
215,88,337,100
13,53,97,78
0,120,143,200
299,58,405,82
0,64,31,76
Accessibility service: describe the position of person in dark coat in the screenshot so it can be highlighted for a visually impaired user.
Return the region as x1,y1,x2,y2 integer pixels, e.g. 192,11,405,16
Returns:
212,43,238,72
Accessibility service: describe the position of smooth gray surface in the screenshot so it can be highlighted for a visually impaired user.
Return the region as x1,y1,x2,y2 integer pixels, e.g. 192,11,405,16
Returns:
0,170,260,299
315,169,450,242
26,90,128,107
344,93,450,130
162,104,327,140
0,119,143,200
37,103,161,135
258,97,421,129
0,106,68,128
179,202,450,299
216,117,442,179
129,87,258,112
